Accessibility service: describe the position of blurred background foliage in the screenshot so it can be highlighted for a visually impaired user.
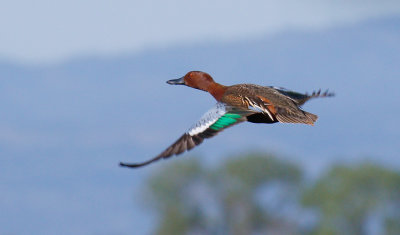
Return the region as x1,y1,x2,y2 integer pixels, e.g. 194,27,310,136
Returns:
146,153,400,235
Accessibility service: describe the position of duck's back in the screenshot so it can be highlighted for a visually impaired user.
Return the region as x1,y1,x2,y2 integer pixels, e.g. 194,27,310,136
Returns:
221,84,318,125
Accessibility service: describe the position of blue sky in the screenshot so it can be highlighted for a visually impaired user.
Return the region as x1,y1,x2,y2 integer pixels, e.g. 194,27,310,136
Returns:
1,0,400,64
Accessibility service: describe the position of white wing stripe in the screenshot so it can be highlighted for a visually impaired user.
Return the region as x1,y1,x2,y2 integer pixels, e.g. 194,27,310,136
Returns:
188,103,226,136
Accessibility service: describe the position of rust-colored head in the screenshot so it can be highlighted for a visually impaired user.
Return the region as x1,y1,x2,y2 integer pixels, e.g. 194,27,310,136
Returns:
167,71,226,100
167,71,215,91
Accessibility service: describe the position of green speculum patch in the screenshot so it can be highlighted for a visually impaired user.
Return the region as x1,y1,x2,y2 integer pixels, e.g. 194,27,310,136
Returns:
210,113,241,130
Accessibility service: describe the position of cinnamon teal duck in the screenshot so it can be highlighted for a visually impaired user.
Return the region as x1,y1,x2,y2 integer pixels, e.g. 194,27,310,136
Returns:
120,71,334,168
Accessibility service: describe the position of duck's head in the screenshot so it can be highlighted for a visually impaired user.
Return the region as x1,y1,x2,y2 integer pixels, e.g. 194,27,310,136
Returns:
167,71,215,91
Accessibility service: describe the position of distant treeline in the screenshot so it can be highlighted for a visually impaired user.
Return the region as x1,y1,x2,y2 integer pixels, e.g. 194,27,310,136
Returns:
143,153,400,235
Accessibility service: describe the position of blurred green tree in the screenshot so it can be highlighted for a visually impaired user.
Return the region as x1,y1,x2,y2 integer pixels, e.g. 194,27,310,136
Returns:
302,163,400,235
146,155,400,235
146,153,304,235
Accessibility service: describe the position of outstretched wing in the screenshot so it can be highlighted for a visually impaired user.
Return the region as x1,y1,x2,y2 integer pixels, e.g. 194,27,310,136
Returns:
270,86,334,106
120,103,252,168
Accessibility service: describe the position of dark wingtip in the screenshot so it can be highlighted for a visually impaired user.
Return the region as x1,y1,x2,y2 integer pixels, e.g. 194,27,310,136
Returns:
307,89,335,98
119,157,162,168
119,162,144,168
326,90,335,97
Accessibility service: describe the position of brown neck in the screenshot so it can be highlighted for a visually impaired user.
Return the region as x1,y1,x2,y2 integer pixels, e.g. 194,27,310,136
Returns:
208,83,227,101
